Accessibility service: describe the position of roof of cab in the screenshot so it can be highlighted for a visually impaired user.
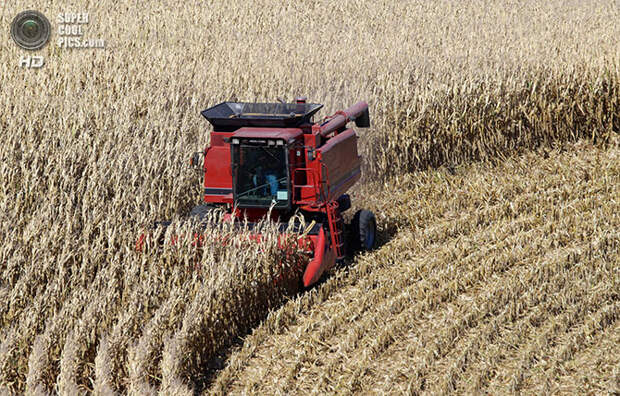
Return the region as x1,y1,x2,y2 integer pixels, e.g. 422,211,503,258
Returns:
231,127,303,141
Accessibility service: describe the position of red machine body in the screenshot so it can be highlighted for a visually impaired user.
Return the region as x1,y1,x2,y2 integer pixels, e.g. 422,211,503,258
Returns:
192,98,373,287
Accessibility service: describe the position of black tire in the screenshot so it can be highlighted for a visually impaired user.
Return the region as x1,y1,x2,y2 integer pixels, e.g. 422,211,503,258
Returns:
351,209,376,251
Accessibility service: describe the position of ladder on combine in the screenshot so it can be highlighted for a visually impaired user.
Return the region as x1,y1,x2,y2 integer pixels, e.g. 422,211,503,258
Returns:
326,201,345,260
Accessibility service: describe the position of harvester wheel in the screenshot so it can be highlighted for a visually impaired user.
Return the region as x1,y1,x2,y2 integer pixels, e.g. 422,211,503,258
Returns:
352,209,376,251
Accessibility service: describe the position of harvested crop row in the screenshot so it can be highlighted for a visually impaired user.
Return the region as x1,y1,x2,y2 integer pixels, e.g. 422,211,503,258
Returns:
262,213,576,393
545,312,620,394
486,286,618,393
209,141,619,394
425,247,617,395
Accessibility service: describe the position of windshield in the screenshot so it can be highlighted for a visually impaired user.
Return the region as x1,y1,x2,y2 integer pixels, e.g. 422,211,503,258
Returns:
232,144,289,208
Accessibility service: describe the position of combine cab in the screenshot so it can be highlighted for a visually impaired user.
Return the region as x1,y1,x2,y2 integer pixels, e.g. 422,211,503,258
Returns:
144,97,375,287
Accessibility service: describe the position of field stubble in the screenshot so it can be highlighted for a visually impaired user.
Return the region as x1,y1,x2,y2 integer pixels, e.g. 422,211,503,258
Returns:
211,141,619,395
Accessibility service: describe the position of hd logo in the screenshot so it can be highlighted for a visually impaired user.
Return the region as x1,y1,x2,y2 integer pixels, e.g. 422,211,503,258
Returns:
10,10,51,68
18,56,45,68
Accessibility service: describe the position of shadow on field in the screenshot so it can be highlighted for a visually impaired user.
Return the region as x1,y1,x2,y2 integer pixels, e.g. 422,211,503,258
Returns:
193,218,401,393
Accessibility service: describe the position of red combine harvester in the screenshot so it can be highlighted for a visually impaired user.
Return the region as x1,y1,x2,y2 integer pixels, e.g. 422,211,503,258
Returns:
147,97,375,287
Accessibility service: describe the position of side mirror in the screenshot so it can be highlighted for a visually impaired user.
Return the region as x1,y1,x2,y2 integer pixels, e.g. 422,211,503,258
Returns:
189,151,203,170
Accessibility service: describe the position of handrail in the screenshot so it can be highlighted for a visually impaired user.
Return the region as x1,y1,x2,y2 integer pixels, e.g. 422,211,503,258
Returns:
236,176,287,198
292,167,321,204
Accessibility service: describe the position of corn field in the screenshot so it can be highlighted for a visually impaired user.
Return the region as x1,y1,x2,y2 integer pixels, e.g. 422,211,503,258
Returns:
0,0,618,394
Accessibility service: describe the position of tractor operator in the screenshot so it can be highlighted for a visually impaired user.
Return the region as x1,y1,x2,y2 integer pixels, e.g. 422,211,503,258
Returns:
252,150,280,197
